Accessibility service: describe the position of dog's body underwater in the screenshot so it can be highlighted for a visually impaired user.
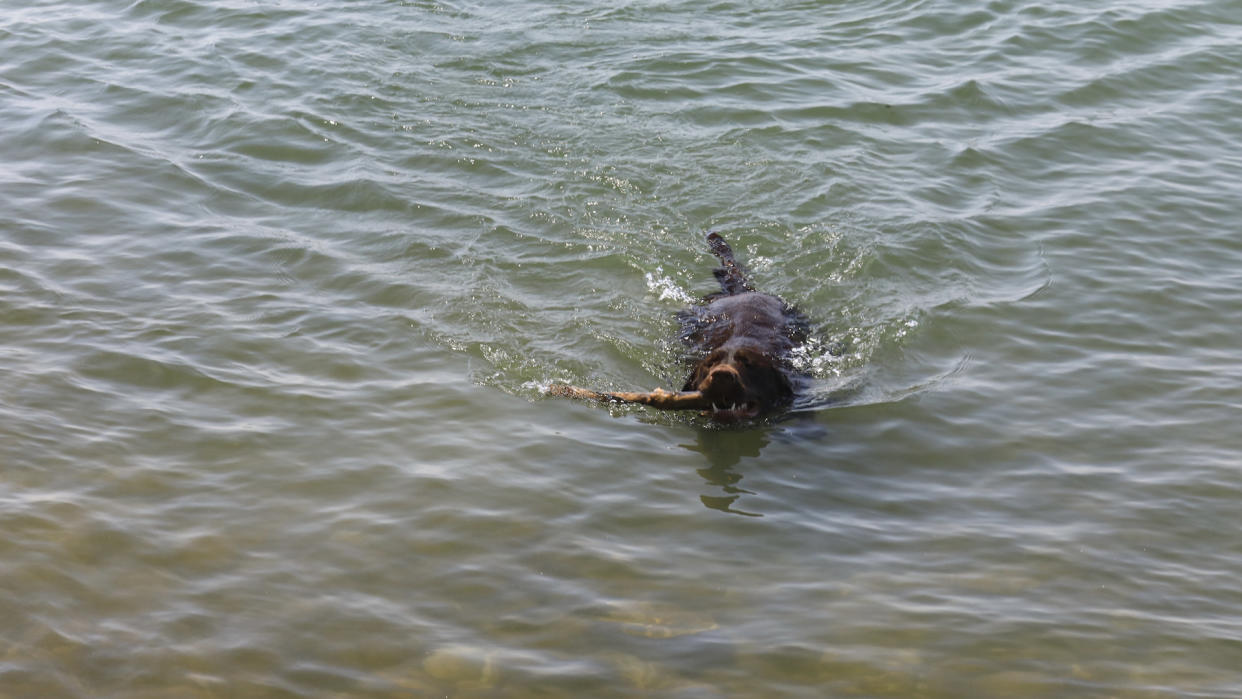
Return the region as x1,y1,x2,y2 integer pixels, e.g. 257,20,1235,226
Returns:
550,233,810,422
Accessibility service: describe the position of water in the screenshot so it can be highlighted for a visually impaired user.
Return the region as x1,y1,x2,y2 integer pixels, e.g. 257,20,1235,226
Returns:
3,0,1242,695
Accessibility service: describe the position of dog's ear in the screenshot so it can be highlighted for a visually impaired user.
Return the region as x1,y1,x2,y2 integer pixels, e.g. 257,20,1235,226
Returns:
748,361,795,406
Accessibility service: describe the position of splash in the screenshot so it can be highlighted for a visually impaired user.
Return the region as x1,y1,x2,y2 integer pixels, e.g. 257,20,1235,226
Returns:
788,334,857,377
643,267,694,305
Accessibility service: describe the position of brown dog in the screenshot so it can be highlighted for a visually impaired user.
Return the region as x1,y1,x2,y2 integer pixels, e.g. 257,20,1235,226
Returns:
550,233,809,422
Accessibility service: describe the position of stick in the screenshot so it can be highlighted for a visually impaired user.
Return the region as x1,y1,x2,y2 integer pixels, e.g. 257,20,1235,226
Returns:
547,384,713,411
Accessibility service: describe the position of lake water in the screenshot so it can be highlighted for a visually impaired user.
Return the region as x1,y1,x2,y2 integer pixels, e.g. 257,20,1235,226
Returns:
3,0,1242,696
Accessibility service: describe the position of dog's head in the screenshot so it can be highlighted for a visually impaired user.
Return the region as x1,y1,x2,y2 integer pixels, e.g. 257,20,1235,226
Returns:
682,339,794,422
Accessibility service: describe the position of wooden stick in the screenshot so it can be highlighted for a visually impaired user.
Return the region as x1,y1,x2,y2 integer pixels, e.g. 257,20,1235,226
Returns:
547,384,713,411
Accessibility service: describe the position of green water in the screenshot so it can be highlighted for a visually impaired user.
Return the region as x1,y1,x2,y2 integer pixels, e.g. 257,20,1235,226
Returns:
3,0,1242,696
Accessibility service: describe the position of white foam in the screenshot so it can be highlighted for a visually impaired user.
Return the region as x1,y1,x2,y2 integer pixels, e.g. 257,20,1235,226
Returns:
789,336,847,377
643,267,694,305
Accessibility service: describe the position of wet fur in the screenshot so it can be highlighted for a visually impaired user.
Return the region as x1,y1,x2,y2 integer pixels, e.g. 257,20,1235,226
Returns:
675,234,809,421
549,233,810,422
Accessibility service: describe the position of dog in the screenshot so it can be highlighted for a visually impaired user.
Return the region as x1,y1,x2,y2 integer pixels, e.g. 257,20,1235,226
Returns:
550,233,810,422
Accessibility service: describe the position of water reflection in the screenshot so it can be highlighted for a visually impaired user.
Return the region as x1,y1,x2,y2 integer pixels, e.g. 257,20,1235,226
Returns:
680,429,771,517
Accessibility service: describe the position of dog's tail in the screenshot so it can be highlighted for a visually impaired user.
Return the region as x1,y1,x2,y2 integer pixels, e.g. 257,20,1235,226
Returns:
707,232,756,295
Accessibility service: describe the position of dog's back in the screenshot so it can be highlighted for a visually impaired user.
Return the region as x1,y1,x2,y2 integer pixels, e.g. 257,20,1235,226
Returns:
681,234,808,357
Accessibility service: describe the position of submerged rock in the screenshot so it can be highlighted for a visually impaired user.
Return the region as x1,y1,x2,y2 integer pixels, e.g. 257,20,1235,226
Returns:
422,644,499,689
599,600,719,639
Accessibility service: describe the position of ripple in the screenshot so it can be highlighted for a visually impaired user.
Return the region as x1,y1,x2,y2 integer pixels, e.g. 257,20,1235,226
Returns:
4,0,1242,695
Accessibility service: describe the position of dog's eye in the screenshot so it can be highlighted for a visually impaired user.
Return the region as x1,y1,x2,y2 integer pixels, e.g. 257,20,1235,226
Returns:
736,355,751,366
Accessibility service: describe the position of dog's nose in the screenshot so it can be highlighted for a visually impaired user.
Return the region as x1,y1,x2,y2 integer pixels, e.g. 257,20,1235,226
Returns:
703,364,741,393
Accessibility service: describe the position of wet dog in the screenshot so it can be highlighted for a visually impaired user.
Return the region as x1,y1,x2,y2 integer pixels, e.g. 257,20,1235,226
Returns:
550,233,810,422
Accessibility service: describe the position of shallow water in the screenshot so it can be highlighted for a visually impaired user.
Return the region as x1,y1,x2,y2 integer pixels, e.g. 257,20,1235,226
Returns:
3,0,1242,696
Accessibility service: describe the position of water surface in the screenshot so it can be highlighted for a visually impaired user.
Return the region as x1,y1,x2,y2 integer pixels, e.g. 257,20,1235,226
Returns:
3,0,1242,696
